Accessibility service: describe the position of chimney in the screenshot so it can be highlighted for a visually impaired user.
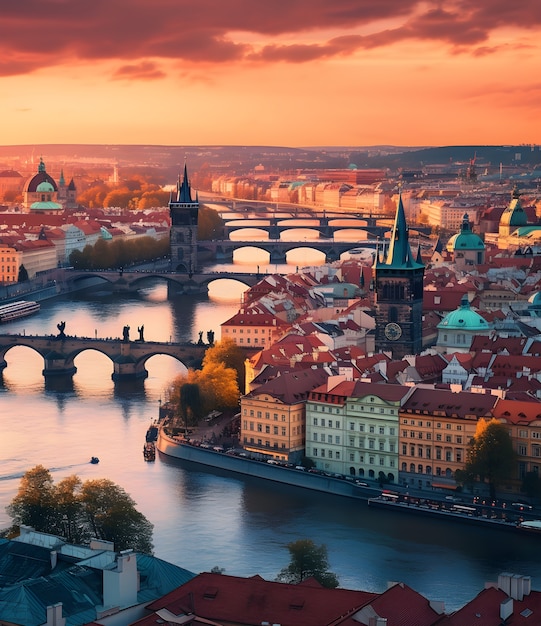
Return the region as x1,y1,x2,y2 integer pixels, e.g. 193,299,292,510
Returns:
103,550,138,609
500,597,513,621
50,550,57,570
45,603,65,626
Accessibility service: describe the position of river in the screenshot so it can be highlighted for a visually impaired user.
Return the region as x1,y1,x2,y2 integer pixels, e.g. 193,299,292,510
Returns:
1,269,541,612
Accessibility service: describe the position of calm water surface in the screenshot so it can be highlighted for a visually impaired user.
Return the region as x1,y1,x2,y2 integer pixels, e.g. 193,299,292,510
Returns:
1,274,541,611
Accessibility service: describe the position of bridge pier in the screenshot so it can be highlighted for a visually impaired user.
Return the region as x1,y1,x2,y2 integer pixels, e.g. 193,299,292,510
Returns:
42,351,77,379
112,344,148,382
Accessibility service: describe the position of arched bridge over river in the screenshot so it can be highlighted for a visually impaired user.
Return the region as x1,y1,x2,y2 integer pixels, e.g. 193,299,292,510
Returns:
64,269,262,293
0,333,208,383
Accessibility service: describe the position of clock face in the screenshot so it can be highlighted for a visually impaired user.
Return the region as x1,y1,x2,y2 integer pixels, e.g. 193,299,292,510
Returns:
384,322,402,341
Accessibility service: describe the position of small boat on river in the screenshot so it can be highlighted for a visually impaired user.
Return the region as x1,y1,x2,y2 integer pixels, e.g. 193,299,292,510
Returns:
143,442,156,462
90,457,99,464
145,424,159,442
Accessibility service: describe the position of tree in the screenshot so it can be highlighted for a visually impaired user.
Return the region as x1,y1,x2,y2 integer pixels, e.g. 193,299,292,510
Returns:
276,539,339,588
461,419,516,499
202,338,245,390
6,466,153,553
180,382,203,427
80,479,153,554
17,264,29,282
7,465,57,532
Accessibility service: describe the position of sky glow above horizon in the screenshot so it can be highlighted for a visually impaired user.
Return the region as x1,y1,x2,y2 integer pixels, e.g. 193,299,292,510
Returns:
2,0,540,147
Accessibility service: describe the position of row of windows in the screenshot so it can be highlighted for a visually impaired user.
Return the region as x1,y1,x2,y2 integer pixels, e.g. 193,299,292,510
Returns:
244,410,287,421
348,405,396,414
244,437,287,449
402,419,463,430
311,406,342,414
227,328,272,334
312,448,341,459
0,257,16,263
401,444,464,463
1,266,16,273
313,433,340,444
518,444,541,457
401,463,453,476
402,430,464,443
347,437,397,452
244,422,288,436
342,452,395,467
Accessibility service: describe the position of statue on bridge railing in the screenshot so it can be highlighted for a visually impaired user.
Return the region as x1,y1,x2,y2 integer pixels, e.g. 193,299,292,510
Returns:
57,321,66,338
207,330,215,346
197,330,204,345
122,325,130,342
138,325,144,341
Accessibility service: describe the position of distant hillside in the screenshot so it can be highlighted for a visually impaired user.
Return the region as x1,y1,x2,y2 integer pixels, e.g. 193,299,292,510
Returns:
349,145,541,170
0,144,538,174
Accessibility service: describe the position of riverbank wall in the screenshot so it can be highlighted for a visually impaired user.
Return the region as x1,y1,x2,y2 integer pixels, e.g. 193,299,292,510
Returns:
157,429,380,501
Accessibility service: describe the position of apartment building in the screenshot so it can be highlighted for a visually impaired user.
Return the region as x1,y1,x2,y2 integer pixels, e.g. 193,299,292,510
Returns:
240,367,330,462
399,387,498,490
306,379,411,480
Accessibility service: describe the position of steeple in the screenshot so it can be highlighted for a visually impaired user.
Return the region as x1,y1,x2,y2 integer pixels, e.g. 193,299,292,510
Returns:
176,161,194,204
59,169,66,187
379,194,424,270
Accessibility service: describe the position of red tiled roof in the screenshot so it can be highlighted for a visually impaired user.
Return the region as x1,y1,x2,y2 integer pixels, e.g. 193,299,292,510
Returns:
402,387,497,418
492,398,541,424
144,573,378,626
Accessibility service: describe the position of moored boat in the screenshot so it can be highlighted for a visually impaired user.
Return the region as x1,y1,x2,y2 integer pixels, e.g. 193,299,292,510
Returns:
143,442,156,462
0,300,40,323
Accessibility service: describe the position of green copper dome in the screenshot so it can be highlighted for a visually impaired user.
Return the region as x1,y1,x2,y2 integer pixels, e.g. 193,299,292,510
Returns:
437,296,492,331
36,181,55,193
447,214,485,251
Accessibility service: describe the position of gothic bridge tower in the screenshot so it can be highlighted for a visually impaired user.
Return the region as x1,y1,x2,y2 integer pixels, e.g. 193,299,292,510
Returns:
169,162,199,273
373,194,425,359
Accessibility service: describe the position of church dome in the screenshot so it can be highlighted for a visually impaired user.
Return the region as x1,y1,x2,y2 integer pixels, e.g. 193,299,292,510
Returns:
23,157,58,193
447,213,485,252
437,296,492,331
36,181,55,193
500,186,527,227
30,199,62,211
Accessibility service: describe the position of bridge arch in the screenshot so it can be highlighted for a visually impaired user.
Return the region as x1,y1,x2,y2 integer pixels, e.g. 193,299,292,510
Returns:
0,334,207,384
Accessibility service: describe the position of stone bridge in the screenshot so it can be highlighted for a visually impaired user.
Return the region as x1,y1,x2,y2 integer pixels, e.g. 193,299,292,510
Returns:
0,333,208,383
64,269,261,293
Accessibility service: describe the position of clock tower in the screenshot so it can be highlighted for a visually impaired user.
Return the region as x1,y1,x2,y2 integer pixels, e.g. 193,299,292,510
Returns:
169,162,199,274
373,194,424,359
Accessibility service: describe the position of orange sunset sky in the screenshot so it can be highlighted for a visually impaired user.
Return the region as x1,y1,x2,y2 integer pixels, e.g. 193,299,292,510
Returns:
2,0,540,147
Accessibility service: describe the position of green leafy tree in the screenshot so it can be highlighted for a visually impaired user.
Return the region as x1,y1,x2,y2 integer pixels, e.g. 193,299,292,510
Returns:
17,264,29,282
461,419,516,499
197,205,224,240
80,478,153,553
6,467,153,553
276,539,339,588
7,465,57,531
180,382,203,427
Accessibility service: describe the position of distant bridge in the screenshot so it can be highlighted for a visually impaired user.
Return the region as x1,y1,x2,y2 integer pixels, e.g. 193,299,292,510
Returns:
0,333,208,383
197,239,382,263
63,269,262,293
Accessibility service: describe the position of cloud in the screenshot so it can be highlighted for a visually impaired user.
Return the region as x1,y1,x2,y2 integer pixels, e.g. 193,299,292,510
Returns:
113,62,166,80
0,0,539,77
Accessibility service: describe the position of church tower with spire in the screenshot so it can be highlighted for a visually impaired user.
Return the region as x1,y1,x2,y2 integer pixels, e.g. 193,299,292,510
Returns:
169,162,199,273
373,194,425,359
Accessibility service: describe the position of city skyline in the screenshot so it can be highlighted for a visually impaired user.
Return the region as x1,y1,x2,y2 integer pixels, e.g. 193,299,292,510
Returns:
2,1,540,147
